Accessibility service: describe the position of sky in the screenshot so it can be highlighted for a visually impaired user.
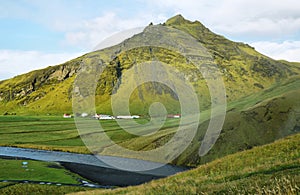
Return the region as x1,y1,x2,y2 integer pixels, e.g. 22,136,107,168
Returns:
0,0,300,80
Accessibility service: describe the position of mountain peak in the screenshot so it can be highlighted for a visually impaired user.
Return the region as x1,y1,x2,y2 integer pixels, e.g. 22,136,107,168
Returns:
165,14,187,24
164,15,211,38
165,14,205,27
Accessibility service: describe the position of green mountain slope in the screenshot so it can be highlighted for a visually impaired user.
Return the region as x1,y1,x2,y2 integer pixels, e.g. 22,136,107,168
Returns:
0,15,299,115
177,76,300,165
92,75,300,166
71,133,300,195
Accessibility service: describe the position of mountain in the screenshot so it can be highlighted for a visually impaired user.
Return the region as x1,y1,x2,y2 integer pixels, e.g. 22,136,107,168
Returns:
0,15,299,167
0,14,299,115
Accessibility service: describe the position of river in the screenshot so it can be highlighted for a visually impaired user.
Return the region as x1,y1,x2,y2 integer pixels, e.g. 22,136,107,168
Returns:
0,147,188,186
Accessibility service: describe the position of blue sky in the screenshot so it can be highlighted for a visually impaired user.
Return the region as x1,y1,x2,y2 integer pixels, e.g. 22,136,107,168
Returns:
1,0,300,80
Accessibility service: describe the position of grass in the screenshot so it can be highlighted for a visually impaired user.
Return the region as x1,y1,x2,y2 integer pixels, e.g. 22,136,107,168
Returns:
0,183,92,195
0,158,96,195
0,159,81,184
226,75,300,112
0,116,89,153
0,115,182,154
70,133,300,195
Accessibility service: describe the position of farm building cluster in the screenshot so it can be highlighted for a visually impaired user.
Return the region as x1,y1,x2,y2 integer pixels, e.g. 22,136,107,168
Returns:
63,113,181,119
63,113,141,120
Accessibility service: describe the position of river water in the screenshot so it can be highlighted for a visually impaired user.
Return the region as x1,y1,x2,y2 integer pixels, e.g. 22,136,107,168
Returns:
0,146,188,186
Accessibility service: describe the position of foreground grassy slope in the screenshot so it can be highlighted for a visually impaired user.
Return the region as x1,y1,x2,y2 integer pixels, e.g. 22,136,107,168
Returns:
72,133,300,195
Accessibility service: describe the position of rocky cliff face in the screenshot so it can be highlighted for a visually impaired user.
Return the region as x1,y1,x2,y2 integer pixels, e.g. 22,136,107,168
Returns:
0,58,81,112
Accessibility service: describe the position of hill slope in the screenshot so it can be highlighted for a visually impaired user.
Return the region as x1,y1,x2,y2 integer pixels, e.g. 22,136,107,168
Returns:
92,75,300,166
71,133,300,195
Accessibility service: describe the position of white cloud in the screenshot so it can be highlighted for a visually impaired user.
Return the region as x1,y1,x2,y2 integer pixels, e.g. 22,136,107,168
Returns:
144,0,300,39
62,12,165,50
0,50,84,80
251,41,300,62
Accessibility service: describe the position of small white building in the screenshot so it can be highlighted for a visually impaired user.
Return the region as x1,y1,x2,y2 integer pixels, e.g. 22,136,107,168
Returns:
116,115,140,119
94,114,115,120
173,114,181,118
81,113,88,117
100,115,115,120
167,114,181,118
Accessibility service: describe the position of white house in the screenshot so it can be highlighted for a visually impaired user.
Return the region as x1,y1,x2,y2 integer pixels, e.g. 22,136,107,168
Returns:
94,114,115,120
81,113,88,117
100,115,115,120
116,115,140,119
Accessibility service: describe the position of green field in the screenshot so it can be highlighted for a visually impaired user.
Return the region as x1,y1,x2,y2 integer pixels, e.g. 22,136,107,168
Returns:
0,116,88,153
0,116,182,154
0,159,81,184
0,158,95,195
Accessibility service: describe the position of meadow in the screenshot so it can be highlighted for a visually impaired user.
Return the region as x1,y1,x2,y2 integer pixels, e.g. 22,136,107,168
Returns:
0,116,88,153
0,115,182,154
0,158,95,195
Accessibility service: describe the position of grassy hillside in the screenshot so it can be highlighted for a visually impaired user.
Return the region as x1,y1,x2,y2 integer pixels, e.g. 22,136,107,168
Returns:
174,75,300,166
75,75,300,166
71,133,300,195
